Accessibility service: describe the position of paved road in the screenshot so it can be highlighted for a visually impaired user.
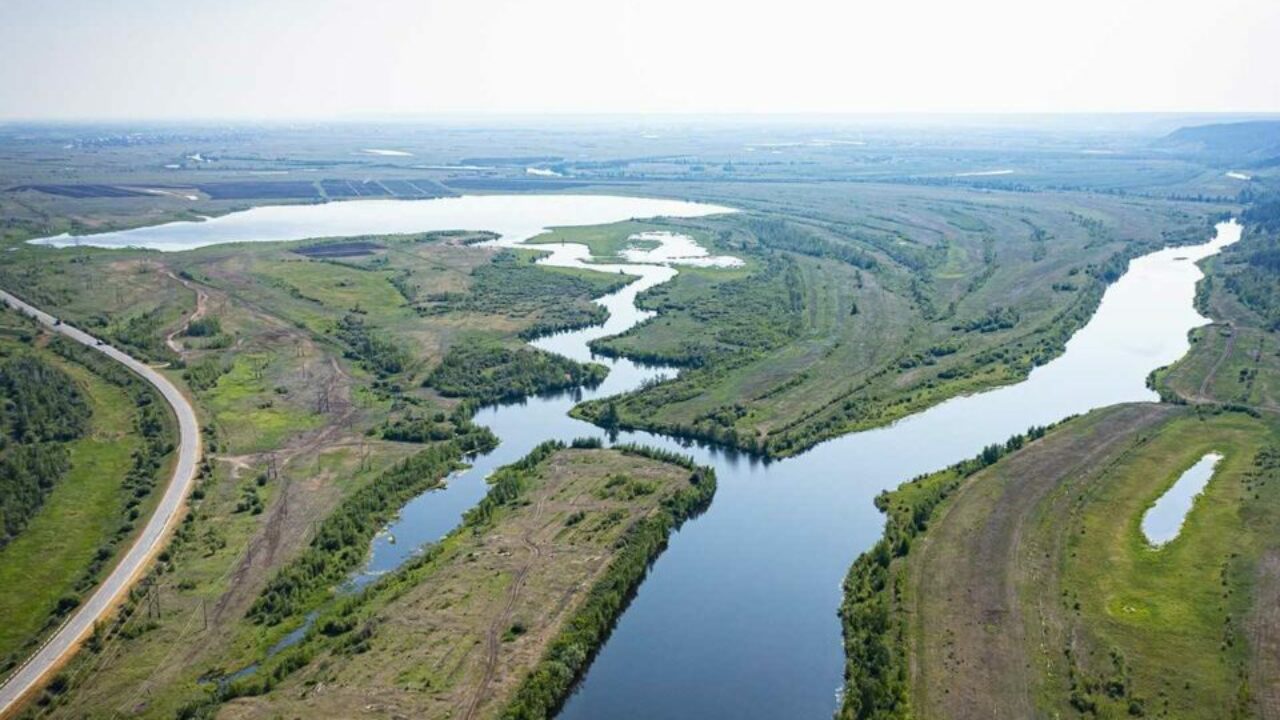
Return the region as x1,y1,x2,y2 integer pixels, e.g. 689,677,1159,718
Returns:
0,288,201,716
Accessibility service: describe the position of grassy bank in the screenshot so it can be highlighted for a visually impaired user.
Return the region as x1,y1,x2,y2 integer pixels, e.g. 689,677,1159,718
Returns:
172,443,716,719
837,405,1280,719
1154,217,1280,413
5,225,643,718
568,193,1224,457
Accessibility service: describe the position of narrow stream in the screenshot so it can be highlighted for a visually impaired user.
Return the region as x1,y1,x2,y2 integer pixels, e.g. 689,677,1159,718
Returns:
38,202,1241,719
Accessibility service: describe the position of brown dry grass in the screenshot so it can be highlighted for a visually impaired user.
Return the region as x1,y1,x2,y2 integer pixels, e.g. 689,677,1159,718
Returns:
222,448,694,720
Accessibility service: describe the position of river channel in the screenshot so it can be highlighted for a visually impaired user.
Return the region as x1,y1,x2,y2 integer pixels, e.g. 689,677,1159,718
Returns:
41,198,1240,718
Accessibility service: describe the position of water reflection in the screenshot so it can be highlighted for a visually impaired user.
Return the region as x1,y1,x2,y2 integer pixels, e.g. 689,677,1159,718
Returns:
43,200,1237,718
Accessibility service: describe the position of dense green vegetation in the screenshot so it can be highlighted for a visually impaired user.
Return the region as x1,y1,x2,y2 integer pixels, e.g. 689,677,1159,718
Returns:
181,356,231,391
1153,189,1280,413
183,316,221,337
0,354,91,443
0,319,174,676
0,444,72,548
377,406,476,443
99,308,179,364
0,353,90,546
591,255,803,367
570,194,1220,457
1221,193,1280,329
461,440,565,529
426,339,608,405
745,217,878,270
246,424,497,626
332,313,409,378
415,250,628,340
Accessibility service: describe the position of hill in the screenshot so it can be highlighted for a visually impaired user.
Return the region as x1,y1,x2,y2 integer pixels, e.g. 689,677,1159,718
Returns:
1155,120,1280,166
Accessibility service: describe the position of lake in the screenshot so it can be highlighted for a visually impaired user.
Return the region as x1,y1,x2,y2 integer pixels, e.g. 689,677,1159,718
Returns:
35,197,1240,718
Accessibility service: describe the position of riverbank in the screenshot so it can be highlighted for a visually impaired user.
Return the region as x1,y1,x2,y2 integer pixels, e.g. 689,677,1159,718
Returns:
8,203,1242,720
192,443,714,719
564,212,1230,458
838,404,1280,719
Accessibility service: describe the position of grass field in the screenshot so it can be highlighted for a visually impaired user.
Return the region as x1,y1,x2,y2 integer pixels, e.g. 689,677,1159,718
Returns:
526,220,670,259
212,445,711,720
30,439,425,719
0,299,180,687
0,253,193,362
838,404,1280,720
577,186,1225,455
1156,246,1280,414
1053,410,1275,718
200,353,323,454
0,350,140,668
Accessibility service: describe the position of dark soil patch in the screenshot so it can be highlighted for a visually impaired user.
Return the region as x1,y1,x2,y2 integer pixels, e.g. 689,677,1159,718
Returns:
196,182,322,200
293,241,384,258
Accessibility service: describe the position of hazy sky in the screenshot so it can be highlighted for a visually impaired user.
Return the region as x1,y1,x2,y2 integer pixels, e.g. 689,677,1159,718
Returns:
1,0,1278,120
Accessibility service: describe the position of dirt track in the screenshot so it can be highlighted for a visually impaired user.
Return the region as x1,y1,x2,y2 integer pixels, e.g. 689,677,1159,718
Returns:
1198,322,1236,399
907,403,1177,719
463,496,547,720
1251,550,1280,720
163,270,208,354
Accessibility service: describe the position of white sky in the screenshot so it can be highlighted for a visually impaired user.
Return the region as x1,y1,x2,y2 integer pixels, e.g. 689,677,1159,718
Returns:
1,0,1277,120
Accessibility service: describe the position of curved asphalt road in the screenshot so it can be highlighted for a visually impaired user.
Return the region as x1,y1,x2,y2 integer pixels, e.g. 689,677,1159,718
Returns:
0,288,201,716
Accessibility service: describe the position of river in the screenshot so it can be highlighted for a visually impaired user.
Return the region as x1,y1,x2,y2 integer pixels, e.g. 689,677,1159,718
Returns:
36,198,1240,718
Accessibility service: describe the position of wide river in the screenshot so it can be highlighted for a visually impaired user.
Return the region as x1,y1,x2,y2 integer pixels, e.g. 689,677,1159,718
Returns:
38,197,1241,718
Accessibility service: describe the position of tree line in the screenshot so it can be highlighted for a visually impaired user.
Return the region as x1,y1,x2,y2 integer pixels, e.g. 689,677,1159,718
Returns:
426,340,608,406
1224,188,1280,329
246,423,498,626
0,353,91,548
837,421,1054,720
499,451,716,720
412,250,628,341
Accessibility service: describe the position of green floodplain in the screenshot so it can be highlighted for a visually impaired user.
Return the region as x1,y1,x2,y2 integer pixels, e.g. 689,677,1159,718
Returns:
0,117,1276,718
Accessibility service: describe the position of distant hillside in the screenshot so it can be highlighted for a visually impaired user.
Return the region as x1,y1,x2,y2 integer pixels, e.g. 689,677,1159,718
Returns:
1155,120,1280,166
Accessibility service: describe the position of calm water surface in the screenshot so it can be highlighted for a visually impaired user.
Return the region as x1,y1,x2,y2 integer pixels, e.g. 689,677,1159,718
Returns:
1142,452,1223,546
29,194,736,252
37,201,1240,718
